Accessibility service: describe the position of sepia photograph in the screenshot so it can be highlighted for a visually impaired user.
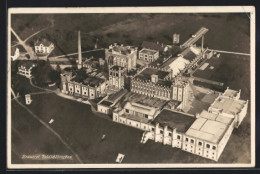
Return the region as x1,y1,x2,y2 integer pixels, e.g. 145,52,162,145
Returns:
7,6,255,168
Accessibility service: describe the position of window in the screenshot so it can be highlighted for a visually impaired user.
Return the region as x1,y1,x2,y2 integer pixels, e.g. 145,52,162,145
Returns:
160,130,163,134
177,135,181,140
144,114,148,118
152,128,155,131
125,109,129,113
206,144,210,148
212,146,216,150
136,124,139,127
212,153,214,155
77,90,79,93
185,138,189,142
91,94,94,96
129,122,131,125
191,139,194,144
169,132,172,136
191,146,193,148
144,126,146,129
198,142,202,146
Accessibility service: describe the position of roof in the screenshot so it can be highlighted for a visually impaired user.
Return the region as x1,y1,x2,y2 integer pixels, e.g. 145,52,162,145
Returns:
126,92,168,109
210,96,246,115
199,110,233,125
161,56,190,77
123,102,158,116
223,88,240,98
141,41,166,52
107,89,129,103
185,117,229,144
121,113,150,124
179,47,197,61
34,38,53,47
99,100,113,107
110,65,124,71
152,109,196,133
18,61,36,69
134,67,172,87
107,44,135,55
71,76,105,87
139,48,158,55
167,46,182,57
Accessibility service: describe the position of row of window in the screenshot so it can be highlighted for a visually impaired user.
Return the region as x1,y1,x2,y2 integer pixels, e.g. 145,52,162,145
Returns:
185,137,216,150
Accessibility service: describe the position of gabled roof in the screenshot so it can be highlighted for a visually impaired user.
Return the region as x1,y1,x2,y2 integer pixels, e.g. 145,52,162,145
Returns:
141,41,166,52
179,46,200,61
18,61,36,69
152,109,196,133
34,38,53,47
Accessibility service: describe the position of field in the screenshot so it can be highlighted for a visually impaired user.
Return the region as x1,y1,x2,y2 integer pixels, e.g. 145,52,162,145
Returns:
11,13,250,56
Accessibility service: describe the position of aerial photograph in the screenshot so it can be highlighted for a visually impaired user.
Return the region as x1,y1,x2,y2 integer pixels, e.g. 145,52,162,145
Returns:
8,7,254,168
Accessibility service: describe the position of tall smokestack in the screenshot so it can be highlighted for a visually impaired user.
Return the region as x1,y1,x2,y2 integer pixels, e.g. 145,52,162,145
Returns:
77,30,82,69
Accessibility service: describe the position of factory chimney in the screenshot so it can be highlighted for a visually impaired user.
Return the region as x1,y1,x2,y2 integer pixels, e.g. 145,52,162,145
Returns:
77,30,82,69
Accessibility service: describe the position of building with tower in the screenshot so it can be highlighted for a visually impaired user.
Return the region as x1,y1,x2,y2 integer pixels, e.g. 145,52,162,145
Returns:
105,43,137,72
130,66,189,109
108,65,126,91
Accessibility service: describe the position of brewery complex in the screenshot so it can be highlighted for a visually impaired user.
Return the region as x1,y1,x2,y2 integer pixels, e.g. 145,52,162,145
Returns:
10,13,251,164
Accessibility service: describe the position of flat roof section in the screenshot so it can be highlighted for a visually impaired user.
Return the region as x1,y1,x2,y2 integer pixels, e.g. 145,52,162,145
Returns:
107,89,129,103
223,88,240,98
99,100,113,107
152,109,196,133
200,110,234,125
139,48,158,55
185,118,228,144
211,96,246,115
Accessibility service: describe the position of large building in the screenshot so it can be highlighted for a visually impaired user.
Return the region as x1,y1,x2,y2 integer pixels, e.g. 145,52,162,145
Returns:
140,88,248,161
34,38,54,55
105,43,137,72
60,70,107,99
131,66,189,108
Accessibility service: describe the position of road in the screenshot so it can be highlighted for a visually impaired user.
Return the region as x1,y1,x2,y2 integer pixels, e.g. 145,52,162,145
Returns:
208,49,250,56
48,48,105,59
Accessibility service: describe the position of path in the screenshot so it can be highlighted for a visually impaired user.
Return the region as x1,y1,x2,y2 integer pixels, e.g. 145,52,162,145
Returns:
48,48,105,59
208,49,250,56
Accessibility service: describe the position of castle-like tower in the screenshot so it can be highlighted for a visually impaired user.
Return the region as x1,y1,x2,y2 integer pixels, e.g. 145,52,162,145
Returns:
108,65,126,90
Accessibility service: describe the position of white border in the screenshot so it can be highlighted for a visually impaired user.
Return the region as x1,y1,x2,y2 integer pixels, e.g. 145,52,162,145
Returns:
7,6,256,169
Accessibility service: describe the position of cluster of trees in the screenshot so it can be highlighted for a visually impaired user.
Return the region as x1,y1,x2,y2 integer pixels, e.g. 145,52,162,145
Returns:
31,59,61,87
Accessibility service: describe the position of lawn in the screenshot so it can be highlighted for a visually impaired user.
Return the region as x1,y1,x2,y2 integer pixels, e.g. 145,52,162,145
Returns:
11,13,250,56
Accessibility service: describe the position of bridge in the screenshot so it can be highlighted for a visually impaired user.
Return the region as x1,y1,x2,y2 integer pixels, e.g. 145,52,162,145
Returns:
180,27,209,49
